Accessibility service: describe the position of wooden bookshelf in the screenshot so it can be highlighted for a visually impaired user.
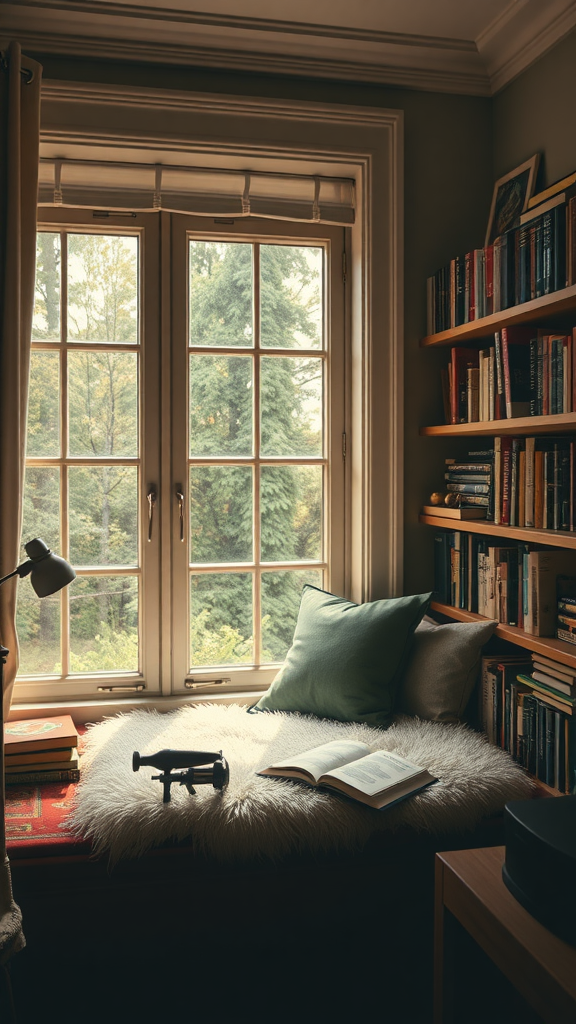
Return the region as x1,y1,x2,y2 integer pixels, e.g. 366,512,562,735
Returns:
419,514,576,549
430,601,576,669
420,412,576,437
421,282,576,347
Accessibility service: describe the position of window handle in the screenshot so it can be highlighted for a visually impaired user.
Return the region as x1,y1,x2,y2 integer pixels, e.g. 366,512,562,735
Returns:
176,487,185,542
147,486,157,542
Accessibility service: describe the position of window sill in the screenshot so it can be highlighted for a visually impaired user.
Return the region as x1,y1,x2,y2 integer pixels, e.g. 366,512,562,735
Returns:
9,691,260,727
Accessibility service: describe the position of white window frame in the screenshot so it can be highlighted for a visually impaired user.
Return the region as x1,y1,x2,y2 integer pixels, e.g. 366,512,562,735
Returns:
13,84,403,721
169,215,346,696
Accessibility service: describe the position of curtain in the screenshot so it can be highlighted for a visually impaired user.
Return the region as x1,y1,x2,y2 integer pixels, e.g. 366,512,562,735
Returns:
0,41,42,968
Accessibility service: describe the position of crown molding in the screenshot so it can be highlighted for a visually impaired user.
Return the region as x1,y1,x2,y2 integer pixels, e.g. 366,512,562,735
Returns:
25,32,490,95
4,0,576,96
479,0,576,94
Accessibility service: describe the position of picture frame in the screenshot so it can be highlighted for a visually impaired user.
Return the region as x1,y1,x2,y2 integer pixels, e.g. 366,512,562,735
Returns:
485,154,540,247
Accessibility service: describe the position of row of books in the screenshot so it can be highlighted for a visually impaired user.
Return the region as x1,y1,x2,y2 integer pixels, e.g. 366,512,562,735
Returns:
480,654,575,794
444,325,576,426
427,172,576,335
4,714,80,785
556,581,576,646
434,531,576,635
428,439,576,531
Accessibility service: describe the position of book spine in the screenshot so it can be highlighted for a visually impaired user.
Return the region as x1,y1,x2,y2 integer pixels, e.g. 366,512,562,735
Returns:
5,768,80,785
485,244,494,316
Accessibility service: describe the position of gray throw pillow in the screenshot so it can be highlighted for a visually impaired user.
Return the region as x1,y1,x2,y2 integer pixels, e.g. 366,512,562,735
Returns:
395,618,497,722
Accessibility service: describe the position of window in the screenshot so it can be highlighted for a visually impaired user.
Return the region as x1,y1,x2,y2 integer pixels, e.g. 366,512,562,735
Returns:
16,211,346,703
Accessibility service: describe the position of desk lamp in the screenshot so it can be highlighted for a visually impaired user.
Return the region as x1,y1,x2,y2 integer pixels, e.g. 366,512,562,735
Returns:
0,540,75,978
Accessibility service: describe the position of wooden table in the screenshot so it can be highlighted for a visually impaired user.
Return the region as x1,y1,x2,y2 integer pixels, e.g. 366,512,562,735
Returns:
434,846,576,1024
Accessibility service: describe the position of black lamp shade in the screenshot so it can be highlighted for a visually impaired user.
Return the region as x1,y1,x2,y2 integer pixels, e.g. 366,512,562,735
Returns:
24,539,76,598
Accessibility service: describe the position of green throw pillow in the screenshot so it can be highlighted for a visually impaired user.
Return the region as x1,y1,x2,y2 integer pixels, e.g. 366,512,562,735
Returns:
253,585,432,727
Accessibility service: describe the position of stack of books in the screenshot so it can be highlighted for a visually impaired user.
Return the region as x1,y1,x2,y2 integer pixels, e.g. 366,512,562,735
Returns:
4,714,80,785
557,579,576,645
481,654,576,794
427,169,576,334
444,325,576,426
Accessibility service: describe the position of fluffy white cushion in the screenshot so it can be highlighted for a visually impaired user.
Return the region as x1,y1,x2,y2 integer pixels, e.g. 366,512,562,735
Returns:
69,703,533,865
395,617,497,722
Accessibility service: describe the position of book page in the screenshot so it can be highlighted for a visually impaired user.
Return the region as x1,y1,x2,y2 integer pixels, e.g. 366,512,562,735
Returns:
320,750,425,797
263,740,371,783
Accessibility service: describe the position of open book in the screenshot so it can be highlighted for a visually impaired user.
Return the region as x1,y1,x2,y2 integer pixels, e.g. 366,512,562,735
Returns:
258,740,437,810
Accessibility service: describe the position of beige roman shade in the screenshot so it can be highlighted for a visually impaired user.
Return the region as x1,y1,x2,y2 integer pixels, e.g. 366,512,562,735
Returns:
38,160,355,224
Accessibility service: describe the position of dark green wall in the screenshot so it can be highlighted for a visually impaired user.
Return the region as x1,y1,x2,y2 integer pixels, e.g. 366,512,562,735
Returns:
33,53,494,597
493,29,576,188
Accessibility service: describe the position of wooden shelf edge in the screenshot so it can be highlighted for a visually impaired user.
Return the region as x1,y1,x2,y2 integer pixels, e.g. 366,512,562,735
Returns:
420,283,576,347
419,514,576,549
420,413,576,437
429,601,576,669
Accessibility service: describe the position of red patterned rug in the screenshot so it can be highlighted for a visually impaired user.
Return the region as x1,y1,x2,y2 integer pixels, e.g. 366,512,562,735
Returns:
6,729,91,858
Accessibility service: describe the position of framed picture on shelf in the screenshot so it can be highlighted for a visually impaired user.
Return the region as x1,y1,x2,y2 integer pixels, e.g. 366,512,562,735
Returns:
485,154,540,246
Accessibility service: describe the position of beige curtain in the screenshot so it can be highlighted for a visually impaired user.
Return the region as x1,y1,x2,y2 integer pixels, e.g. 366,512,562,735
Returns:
0,42,42,967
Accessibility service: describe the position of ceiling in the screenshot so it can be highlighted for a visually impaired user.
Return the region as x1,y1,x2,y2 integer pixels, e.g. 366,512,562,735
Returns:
4,0,576,94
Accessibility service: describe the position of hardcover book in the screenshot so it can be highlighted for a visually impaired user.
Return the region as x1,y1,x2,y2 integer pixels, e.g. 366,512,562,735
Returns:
258,740,437,810
4,715,79,754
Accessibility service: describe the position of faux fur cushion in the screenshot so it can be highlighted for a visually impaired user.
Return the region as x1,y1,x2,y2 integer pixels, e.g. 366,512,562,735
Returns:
68,704,534,865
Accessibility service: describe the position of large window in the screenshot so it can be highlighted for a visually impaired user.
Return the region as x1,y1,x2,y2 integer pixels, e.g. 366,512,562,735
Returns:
16,212,345,703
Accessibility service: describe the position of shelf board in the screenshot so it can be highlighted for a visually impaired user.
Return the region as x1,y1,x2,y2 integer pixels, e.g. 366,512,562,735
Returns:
430,601,576,669
420,412,576,437
419,514,576,549
421,283,576,347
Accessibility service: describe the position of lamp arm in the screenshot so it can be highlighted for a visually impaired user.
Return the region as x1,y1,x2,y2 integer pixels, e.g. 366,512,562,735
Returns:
0,569,20,587
0,561,33,588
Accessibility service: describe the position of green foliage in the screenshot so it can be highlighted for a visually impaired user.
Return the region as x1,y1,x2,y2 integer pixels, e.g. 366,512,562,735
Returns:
21,233,326,677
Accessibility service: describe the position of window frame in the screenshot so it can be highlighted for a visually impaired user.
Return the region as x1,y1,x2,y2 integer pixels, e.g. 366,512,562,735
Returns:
15,210,347,704
15,84,403,723
168,215,347,696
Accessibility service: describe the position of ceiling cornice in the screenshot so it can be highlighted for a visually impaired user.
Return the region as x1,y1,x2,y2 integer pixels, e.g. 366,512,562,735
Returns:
3,0,576,96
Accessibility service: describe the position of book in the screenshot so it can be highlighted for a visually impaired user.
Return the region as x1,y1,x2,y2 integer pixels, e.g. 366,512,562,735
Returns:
5,768,80,786
4,746,77,766
421,505,487,520
526,549,576,636
4,715,78,754
5,751,80,773
257,740,437,810
450,348,479,424
501,326,534,418
527,171,576,209
531,671,573,696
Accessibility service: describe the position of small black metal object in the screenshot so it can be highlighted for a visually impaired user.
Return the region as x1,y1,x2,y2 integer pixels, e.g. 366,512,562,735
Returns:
133,747,229,803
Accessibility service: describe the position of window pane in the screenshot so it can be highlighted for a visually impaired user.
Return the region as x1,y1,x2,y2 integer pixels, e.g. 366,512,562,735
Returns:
189,354,253,456
190,573,252,667
68,351,138,457
16,590,61,676
69,466,138,566
261,570,323,663
261,245,322,349
21,467,60,556
260,356,323,456
69,576,138,673
261,466,322,562
26,352,60,457
190,466,252,563
189,241,253,347
67,234,138,343
33,232,61,341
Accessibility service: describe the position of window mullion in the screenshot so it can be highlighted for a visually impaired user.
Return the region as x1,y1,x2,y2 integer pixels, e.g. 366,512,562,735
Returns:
253,242,261,667
61,230,70,678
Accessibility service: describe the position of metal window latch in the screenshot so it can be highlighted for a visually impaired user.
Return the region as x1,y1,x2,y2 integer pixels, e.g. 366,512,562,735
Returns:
185,678,231,689
147,486,157,541
97,684,146,692
176,487,185,541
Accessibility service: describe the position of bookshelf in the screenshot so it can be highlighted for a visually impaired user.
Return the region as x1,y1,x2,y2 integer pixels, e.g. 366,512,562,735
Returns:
420,286,576,796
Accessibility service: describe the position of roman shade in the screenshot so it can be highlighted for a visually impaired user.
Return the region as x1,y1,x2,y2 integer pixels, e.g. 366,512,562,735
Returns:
38,160,355,224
